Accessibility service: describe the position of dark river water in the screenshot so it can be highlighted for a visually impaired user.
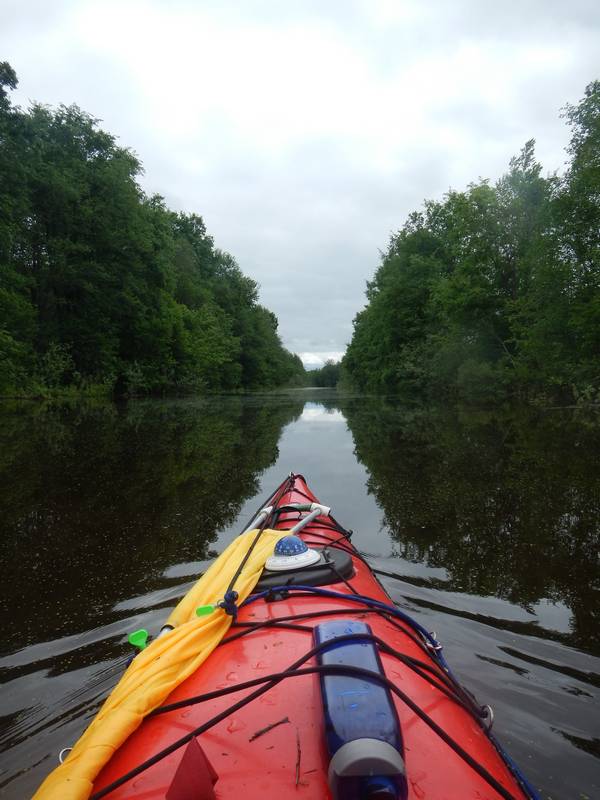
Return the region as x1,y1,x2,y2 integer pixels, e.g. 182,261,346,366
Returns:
0,391,599,799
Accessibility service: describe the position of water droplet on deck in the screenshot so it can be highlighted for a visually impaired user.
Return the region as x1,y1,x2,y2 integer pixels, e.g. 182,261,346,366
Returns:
259,695,276,705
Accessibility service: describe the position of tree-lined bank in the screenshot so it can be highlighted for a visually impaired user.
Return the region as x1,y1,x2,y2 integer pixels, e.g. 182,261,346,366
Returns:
343,82,600,404
3,63,599,405
0,63,304,397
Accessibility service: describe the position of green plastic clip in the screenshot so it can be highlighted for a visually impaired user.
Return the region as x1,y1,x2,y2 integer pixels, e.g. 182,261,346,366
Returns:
196,604,216,616
128,629,149,650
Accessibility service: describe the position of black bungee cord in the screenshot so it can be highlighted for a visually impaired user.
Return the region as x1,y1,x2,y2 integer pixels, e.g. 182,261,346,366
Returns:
90,632,519,800
87,475,532,800
220,475,294,617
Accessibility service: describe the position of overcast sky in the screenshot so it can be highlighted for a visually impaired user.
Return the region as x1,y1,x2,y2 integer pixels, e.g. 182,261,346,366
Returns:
2,1,599,366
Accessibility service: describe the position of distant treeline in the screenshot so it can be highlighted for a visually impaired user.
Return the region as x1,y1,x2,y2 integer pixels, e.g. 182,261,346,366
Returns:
0,63,304,396
343,82,600,404
307,359,341,387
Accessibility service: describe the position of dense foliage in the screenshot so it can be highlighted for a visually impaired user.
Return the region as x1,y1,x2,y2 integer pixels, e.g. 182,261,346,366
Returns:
307,359,341,387
0,64,304,396
343,82,600,403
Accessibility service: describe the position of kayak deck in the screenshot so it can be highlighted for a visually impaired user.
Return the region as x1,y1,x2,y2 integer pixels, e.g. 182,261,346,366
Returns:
91,474,534,800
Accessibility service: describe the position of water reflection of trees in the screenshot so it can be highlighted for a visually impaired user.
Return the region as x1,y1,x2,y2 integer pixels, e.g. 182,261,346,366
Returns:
340,400,600,653
0,397,303,653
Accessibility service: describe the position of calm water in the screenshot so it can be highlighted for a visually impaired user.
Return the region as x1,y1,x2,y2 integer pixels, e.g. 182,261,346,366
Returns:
0,392,599,799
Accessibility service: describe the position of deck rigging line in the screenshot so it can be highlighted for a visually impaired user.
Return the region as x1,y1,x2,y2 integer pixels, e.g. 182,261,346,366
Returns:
88,473,539,800
91,633,521,800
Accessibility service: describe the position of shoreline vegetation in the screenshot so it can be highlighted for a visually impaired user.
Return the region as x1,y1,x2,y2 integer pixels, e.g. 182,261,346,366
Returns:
341,81,600,406
1,62,598,406
0,62,305,399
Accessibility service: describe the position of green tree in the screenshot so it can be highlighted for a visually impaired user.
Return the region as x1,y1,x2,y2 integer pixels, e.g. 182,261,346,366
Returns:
0,63,304,396
343,83,598,404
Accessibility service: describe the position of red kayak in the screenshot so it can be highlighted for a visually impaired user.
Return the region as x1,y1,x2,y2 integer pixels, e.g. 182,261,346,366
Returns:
90,473,538,800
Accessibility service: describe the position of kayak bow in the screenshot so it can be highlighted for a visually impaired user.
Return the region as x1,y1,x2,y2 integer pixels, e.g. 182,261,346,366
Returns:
35,473,539,800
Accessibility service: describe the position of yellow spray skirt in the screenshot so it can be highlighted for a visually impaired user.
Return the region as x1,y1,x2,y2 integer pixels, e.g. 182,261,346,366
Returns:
33,529,284,800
